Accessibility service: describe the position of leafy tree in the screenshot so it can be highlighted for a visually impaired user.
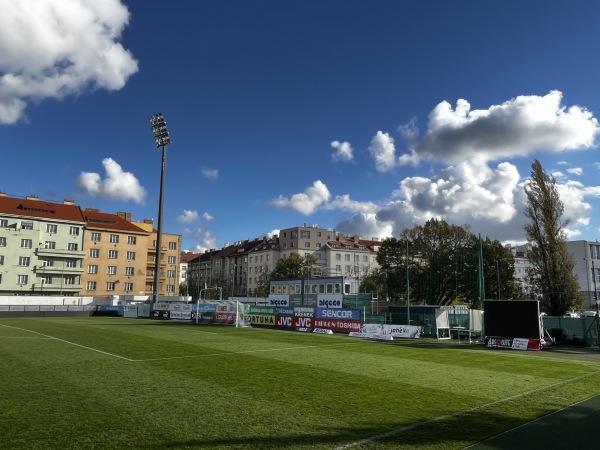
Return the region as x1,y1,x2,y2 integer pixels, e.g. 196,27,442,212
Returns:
524,159,584,315
271,253,317,279
375,219,522,306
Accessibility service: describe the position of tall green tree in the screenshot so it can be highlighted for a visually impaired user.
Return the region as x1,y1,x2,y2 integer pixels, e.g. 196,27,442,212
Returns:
524,159,584,315
270,253,317,279
375,219,522,306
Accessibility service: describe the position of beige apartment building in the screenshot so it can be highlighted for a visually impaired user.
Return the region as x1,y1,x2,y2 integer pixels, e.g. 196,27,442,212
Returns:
81,209,151,296
132,217,181,296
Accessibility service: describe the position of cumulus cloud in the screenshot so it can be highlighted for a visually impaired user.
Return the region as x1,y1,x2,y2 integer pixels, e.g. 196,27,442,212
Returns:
76,158,146,203
177,210,199,223
271,180,331,214
202,168,219,180
402,91,599,165
0,0,138,124
203,212,214,221
190,228,218,253
332,91,600,243
369,131,399,172
330,140,354,163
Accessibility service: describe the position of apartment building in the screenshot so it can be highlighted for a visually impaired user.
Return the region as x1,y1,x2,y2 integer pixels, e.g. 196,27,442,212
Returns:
323,233,379,278
566,240,600,309
0,194,85,295
278,224,336,270
247,236,280,296
132,218,182,296
81,209,150,296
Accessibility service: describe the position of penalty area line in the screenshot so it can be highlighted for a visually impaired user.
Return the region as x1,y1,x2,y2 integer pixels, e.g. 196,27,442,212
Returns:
0,324,134,361
334,369,600,449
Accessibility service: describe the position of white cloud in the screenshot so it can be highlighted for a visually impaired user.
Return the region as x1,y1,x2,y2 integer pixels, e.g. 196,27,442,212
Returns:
0,0,138,124
271,180,331,215
76,157,146,203
191,228,218,253
326,195,378,214
203,212,214,221
202,168,219,180
368,131,399,172
330,140,354,163
567,167,583,176
177,210,199,223
403,91,599,165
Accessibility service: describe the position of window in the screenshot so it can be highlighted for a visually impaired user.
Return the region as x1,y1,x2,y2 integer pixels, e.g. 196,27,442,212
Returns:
124,282,133,292
91,232,101,242
0,219,7,227
17,275,28,284
345,265,351,273
19,257,30,266
21,239,32,248
167,284,175,293
107,266,117,275
42,276,52,284
106,282,117,291
335,253,341,261
125,267,135,276
168,256,176,264
87,281,96,291
89,248,99,258
168,242,177,250
304,242,310,247
88,265,98,274
21,221,33,230
0,255,3,265
46,224,57,233
127,236,136,245
336,264,341,273
0,237,6,247
345,254,350,261
69,226,79,236
108,250,118,259
110,234,119,243
316,231,322,237
0,273,2,283
363,255,368,262
64,276,76,285
68,243,78,251
315,243,321,248
66,260,77,268
126,251,136,260
167,270,175,278
300,230,310,239
44,241,56,249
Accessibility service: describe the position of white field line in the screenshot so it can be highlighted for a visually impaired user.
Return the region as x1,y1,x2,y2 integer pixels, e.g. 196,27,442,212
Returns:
0,324,134,361
334,369,600,450
134,341,359,362
464,391,600,449
0,323,357,362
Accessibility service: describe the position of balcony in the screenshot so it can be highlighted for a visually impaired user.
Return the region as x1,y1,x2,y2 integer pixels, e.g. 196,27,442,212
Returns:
37,248,85,258
35,265,84,275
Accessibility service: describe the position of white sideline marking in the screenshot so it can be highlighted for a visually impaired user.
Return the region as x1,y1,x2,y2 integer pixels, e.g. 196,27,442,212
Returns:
0,324,134,361
134,342,358,362
334,369,600,449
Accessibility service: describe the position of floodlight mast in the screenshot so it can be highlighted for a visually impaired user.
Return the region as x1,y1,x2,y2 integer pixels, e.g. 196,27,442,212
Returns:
149,113,171,304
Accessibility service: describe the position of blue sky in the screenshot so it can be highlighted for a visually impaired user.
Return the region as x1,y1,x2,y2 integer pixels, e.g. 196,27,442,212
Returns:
2,1,600,252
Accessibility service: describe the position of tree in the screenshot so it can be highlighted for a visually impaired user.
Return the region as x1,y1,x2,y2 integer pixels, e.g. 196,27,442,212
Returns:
524,159,584,315
375,219,522,306
270,253,317,279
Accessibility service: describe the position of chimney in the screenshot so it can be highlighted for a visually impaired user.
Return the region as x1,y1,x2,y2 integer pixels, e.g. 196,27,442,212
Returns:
117,211,132,222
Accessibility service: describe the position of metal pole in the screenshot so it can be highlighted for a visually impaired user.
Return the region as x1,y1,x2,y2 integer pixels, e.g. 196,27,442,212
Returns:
152,143,166,304
406,240,410,325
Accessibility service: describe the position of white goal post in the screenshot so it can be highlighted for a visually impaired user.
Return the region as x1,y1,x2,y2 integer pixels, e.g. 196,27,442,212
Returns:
195,300,251,327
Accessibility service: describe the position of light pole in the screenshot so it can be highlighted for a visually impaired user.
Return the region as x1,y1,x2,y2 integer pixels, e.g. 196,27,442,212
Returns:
149,113,171,304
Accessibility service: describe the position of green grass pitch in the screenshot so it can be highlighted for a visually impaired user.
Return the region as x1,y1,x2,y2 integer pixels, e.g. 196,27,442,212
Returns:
1,317,599,449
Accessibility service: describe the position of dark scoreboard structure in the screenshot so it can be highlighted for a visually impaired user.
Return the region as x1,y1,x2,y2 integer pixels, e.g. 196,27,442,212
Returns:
483,300,545,350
